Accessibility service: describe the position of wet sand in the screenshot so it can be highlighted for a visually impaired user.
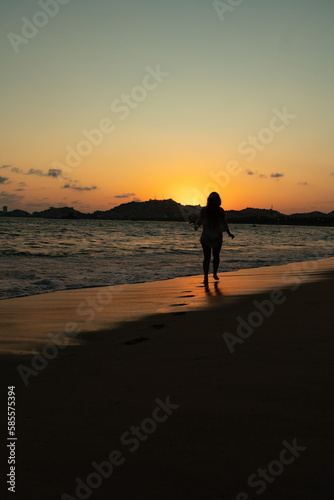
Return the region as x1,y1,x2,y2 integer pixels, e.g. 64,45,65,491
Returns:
1,257,334,499
0,257,332,355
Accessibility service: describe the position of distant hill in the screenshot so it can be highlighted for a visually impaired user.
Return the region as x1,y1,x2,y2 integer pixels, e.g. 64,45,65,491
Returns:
228,207,283,218
32,206,86,219
226,207,284,223
290,211,328,218
93,199,200,221
1,199,334,226
4,209,31,218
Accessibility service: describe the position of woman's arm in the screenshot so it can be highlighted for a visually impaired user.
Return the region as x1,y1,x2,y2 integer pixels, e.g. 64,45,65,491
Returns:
222,212,235,239
194,208,204,231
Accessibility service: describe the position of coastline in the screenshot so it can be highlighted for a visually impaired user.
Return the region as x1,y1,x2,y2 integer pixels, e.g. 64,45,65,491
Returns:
2,220,333,302
1,256,333,355
1,257,334,499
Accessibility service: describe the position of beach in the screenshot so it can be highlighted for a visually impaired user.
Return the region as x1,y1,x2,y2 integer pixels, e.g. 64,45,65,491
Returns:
2,0,334,498
1,257,334,499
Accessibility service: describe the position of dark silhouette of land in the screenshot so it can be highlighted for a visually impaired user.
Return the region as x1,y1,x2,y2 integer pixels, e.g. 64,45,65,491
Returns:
1,199,334,226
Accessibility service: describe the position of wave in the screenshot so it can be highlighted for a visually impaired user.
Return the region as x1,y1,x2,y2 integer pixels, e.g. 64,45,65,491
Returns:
1,221,333,300
0,250,71,258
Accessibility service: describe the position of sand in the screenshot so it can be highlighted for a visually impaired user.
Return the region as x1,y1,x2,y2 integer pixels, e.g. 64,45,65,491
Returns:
0,257,332,355
1,257,334,499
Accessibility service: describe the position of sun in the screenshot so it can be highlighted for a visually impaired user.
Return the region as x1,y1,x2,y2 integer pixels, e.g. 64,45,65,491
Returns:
168,187,201,207
167,178,211,207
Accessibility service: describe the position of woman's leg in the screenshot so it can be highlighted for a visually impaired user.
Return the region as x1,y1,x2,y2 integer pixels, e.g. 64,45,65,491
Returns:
212,240,222,279
201,240,211,282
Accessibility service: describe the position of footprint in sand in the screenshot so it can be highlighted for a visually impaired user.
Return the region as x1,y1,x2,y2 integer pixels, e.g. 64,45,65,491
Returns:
177,294,195,298
171,303,188,307
124,337,148,345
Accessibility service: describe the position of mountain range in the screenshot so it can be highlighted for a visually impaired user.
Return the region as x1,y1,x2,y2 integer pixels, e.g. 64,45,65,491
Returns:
1,199,334,226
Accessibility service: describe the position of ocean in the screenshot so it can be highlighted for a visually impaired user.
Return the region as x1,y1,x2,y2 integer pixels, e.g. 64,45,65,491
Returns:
1,218,333,299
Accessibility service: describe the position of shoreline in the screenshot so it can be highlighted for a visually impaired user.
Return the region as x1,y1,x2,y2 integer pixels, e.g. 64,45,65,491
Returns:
0,255,334,498
1,251,334,303
2,214,334,226
1,256,334,355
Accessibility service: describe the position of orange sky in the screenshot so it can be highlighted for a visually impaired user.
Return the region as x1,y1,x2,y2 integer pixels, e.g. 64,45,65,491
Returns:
1,1,334,214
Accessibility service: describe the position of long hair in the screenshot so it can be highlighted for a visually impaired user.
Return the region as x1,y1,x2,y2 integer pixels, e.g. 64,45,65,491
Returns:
205,192,222,224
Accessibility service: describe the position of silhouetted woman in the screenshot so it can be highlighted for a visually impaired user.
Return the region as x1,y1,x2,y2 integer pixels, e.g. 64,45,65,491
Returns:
194,192,234,283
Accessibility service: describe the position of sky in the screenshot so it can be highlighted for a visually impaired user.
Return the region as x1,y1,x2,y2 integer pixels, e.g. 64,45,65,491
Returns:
1,0,334,214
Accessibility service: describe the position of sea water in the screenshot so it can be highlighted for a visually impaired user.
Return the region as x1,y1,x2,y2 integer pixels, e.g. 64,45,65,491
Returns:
0,218,333,299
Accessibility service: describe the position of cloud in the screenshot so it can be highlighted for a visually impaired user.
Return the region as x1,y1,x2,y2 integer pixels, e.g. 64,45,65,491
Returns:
11,167,24,174
27,169,44,176
271,173,284,178
0,164,11,169
0,176,9,184
10,167,63,178
15,188,26,192
61,183,98,191
245,170,268,178
132,197,142,203
114,193,136,199
330,172,334,176
298,182,310,186
0,191,24,204
27,168,63,178
19,182,27,187
48,169,62,178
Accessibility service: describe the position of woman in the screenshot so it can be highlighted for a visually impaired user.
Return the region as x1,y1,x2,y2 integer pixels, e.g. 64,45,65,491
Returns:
194,192,234,283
